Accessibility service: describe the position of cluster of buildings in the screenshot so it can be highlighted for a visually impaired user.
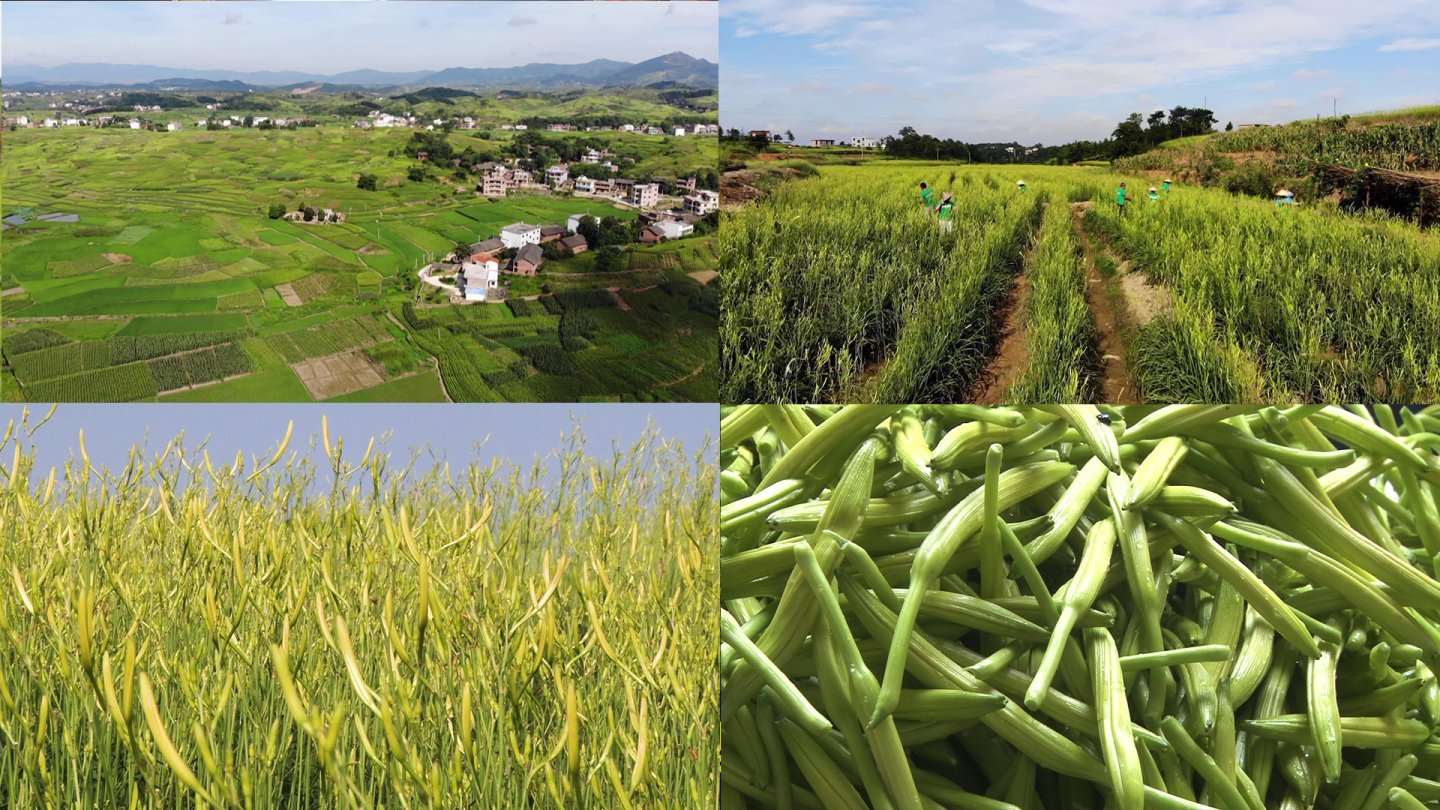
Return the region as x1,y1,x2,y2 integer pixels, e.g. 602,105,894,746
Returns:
351,112,717,138
439,198,711,303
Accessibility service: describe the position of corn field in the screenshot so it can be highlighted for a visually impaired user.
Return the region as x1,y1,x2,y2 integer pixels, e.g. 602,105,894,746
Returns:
0,411,717,809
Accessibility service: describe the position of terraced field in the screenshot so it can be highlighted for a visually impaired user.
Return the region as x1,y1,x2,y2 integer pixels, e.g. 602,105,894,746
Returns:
1,127,717,402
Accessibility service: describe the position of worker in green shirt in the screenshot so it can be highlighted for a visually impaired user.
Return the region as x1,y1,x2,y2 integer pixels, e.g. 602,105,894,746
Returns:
936,192,955,233
1116,182,1130,215
1016,180,1027,192
1148,186,1160,202
920,182,934,209
1162,178,1172,194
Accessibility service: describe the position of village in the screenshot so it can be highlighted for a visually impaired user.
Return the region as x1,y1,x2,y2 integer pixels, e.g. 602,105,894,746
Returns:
420,179,718,305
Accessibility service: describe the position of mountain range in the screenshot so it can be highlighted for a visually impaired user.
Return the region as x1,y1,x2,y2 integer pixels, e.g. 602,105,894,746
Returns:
2,53,717,92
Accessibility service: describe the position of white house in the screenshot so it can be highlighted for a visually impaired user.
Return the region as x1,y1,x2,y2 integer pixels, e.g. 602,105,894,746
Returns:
499,222,542,250
129,119,142,130
460,257,501,302
630,183,660,208
514,124,528,131
656,220,695,240
253,117,269,125
621,124,635,132
220,120,233,128
62,117,82,127
197,119,208,126
853,136,879,148
566,214,590,233
683,190,719,216
674,126,686,137
275,118,288,126
573,176,596,194
545,165,570,188
581,148,602,164
166,122,182,131
42,118,58,128
15,116,28,126
646,126,663,136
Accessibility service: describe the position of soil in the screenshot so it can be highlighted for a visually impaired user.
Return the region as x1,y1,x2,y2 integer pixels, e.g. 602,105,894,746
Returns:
609,288,631,311
1115,260,1173,327
1071,201,1140,404
969,259,1033,405
687,270,719,284
102,253,132,264
721,167,803,210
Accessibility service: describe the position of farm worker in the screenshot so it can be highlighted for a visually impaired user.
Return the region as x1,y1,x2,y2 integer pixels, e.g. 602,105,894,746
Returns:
1162,179,1172,193
1116,182,1130,214
920,182,934,209
1274,189,1297,208
1017,180,1027,192
1148,186,1160,202
936,192,956,233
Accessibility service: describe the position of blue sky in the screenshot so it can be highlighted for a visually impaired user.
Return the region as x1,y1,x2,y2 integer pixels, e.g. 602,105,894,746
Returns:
0,404,717,489
1,1,717,75
722,0,1440,144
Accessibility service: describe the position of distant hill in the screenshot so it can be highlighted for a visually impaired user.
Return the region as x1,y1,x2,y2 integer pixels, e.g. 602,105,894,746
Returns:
600,52,718,89
3,54,715,91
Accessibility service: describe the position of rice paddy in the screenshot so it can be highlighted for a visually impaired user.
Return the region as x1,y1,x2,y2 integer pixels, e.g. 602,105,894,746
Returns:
0,411,717,808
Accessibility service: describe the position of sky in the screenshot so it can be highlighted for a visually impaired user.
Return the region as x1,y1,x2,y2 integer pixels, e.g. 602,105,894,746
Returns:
1,1,717,75
0,403,717,488
722,0,1440,145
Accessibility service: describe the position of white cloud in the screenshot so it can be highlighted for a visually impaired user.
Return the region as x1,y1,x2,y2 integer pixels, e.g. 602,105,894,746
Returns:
223,13,241,26
792,80,837,93
1319,87,1345,101
854,81,894,94
1379,37,1440,51
1271,97,1298,108
723,0,880,36
508,15,537,27
734,27,758,37
1252,80,1276,91
1292,68,1333,80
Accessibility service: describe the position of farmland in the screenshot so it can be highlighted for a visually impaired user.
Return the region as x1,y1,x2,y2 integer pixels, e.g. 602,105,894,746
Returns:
0,414,717,809
720,163,1440,403
1,126,718,402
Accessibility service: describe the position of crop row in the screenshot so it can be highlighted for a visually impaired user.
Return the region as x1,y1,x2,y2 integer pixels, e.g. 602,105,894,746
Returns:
8,330,255,383
721,166,1042,402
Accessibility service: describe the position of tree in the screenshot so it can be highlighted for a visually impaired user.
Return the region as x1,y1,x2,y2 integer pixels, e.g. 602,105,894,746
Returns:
450,242,472,263
303,207,315,222
243,116,254,128
785,130,795,143
357,174,378,191
576,215,601,247
593,246,623,274
1226,121,1234,131
267,202,285,219
408,167,426,182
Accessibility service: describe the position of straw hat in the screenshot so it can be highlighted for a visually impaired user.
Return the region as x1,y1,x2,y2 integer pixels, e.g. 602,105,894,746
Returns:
1017,180,1025,186
1277,189,1294,197
941,191,953,202
1164,179,1172,183
1149,186,1157,192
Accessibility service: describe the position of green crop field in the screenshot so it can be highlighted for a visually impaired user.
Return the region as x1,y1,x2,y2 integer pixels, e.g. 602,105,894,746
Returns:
721,163,1440,403
0,415,716,809
1,123,717,402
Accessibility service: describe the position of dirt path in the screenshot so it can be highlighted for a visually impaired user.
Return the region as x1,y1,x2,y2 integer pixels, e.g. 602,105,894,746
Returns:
609,288,631,310
969,204,1049,404
969,266,1032,405
1071,202,1139,404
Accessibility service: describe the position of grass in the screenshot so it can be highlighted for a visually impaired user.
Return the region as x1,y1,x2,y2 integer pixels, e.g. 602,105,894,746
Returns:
324,370,447,402
0,414,716,809
157,366,310,402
